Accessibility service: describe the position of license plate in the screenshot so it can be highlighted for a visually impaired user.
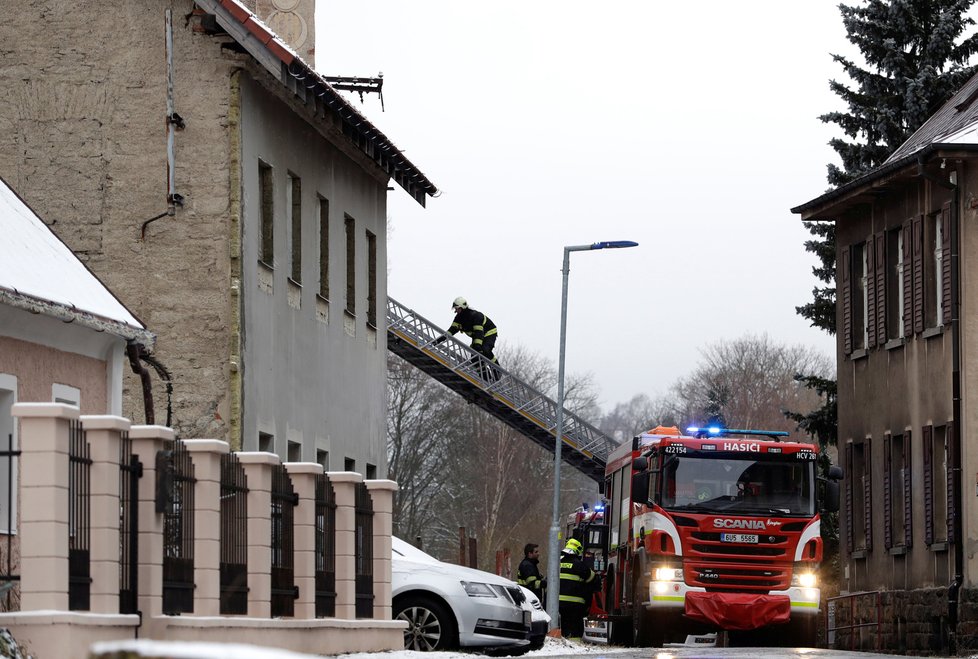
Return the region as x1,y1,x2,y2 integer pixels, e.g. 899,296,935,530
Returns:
721,533,758,543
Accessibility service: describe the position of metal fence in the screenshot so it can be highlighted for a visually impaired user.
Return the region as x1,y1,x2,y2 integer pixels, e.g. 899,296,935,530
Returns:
119,431,140,615
160,440,196,614
0,432,19,611
354,483,373,618
220,452,249,615
68,419,91,611
315,474,336,617
270,464,297,617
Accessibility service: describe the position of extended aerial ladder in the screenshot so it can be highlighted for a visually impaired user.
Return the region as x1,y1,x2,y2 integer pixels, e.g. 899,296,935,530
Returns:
387,297,618,483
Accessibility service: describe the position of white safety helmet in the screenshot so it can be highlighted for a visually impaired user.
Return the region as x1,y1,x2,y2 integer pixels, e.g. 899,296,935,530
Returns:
452,297,468,310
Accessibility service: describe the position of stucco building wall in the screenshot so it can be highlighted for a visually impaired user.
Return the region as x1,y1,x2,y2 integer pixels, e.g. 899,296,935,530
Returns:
0,2,391,472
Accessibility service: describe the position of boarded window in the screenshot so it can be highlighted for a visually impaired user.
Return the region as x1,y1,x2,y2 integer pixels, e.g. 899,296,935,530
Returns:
259,161,274,266
923,425,934,545
289,173,302,283
319,197,329,300
345,216,356,316
925,212,941,328
366,230,377,327
842,247,852,355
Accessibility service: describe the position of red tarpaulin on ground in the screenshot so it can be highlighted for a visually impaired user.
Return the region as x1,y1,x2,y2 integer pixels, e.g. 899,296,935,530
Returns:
684,592,791,630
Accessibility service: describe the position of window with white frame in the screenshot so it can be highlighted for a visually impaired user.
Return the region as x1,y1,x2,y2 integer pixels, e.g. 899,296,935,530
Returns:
887,228,904,340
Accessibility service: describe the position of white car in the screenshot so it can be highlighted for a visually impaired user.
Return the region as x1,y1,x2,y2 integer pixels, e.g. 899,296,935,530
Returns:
391,537,531,652
518,585,551,650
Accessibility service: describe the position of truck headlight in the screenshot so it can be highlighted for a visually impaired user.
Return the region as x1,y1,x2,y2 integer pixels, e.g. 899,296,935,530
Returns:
792,572,817,588
653,567,683,582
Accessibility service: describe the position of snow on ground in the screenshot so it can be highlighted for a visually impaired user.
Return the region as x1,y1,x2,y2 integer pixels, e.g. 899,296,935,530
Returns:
89,636,624,659
338,637,632,659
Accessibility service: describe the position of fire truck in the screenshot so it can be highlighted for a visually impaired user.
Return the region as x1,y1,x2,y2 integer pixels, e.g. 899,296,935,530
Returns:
585,425,842,647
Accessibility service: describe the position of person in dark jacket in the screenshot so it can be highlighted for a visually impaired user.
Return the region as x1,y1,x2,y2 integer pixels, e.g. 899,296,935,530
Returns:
435,297,499,379
517,543,546,603
558,538,596,639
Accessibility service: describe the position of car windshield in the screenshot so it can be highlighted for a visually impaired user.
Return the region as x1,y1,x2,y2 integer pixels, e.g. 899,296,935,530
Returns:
660,453,815,516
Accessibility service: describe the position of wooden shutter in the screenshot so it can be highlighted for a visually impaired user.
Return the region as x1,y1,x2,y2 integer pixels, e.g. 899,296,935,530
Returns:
913,215,924,334
866,235,877,349
902,219,914,338
883,433,892,550
876,231,887,345
923,425,934,546
864,438,873,552
947,422,956,544
904,429,913,548
845,442,854,554
842,246,852,355
941,203,952,325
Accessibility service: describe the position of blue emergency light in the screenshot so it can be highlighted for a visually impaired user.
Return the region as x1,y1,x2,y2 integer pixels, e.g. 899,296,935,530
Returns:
687,426,790,440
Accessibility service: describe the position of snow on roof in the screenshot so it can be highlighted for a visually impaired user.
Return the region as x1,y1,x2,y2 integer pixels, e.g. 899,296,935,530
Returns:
0,176,148,336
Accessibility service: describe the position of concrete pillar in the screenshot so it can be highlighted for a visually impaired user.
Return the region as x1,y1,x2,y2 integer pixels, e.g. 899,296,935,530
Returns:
12,403,76,611
129,424,174,626
238,452,279,618
182,440,230,616
327,471,362,619
80,415,130,614
366,479,397,620
285,462,323,619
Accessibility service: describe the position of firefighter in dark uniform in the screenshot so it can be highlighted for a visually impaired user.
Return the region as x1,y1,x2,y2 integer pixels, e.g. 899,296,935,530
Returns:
517,543,546,603
435,297,499,379
558,538,596,639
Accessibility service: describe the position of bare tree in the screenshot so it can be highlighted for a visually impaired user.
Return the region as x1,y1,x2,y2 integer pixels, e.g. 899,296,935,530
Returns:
387,354,466,542
389,344,602,569
598,393,682,443
668,334,834,432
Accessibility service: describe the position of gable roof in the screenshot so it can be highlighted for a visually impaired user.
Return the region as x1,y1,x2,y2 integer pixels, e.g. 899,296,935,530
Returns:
886,72,978,163
196,0,438,207
0,175,154,346
793,70,978,219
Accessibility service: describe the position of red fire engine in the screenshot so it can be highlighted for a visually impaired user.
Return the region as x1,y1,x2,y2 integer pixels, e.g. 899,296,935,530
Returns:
586,425,842,647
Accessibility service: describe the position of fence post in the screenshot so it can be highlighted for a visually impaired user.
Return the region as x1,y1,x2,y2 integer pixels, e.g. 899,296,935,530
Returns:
238,452,278,618
285,462,323,619
81,415,129,614
365,479,396,620
12,403,76,611
182,440,229,616
328,471,362,619
129,424,174,626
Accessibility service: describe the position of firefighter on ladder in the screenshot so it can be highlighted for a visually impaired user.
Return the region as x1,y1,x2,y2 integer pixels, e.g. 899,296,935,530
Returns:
434,297,499,380
558,538,596,640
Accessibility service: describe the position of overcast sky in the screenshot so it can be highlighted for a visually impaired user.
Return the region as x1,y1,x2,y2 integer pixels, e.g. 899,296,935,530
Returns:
315,2,861,411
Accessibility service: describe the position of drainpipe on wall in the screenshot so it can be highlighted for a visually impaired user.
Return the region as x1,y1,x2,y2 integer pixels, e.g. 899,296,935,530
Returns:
948,169,963,656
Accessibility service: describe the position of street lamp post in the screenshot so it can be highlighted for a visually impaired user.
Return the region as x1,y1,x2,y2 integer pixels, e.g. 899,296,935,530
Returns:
545,240,638,629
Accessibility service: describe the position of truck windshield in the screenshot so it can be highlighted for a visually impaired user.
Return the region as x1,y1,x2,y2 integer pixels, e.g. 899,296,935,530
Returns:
660,453,815,516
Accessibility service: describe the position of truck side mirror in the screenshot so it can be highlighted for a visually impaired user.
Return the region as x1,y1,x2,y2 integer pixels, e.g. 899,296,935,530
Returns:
828,465,844,481
823,480,840,513
633,456,648,472
631,472,650,506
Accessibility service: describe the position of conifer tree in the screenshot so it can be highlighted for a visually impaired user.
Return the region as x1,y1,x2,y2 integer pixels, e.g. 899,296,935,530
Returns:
822,0,978,188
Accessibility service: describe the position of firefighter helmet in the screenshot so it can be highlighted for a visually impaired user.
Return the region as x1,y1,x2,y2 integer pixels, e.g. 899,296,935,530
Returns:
452,297,468,310
563,538,583,555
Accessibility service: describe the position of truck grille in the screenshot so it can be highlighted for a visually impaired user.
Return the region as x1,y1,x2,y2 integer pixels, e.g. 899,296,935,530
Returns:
689,532,789,559
685,562,789,591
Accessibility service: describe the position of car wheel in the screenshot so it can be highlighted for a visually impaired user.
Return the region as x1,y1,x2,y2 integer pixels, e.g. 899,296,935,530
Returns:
394,596,459,651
